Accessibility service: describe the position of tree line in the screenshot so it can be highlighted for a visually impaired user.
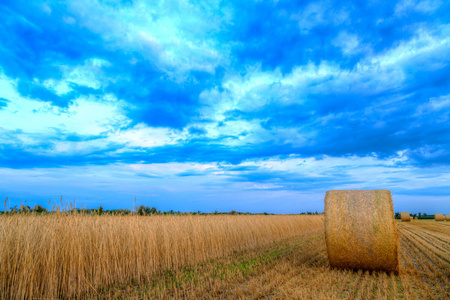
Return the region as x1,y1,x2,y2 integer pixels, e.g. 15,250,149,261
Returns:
1,202,322,216
394,212,435,219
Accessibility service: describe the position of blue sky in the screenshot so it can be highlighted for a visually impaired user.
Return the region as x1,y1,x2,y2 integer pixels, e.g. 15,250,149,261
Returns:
1,0,450,213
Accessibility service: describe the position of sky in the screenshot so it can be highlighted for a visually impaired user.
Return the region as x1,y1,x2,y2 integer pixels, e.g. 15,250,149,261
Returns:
1,0,450,213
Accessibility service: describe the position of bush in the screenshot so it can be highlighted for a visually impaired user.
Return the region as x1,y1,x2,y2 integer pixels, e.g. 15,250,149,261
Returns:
33,205,47,213
137,205,157,215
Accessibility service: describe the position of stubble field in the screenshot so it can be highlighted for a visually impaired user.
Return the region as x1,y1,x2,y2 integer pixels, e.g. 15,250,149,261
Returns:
108,219,450,299
1,214,449,299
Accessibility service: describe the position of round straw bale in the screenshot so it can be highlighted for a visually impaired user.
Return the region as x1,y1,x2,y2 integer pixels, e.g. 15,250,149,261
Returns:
324,190,399,273
400,212,410,222
434,213,445,221
446,215,450,221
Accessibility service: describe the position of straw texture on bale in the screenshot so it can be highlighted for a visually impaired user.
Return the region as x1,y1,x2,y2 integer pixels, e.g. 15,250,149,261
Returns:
324,190,399,273
400,212,411,222
434,213,445,221
446,215,450,221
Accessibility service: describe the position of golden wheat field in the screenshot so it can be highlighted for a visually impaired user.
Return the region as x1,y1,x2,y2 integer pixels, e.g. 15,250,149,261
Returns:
1,214,449,299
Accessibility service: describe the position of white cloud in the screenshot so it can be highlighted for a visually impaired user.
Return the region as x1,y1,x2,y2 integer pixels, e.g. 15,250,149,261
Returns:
41,58,114,95
198,24,450,135
41,3,52,14
371,25,450,70
0,72,190,155
0,73,130,145
62,15,76,24
128,162,218,176
193,23,450,152
109,123,186,148
426,95,450,111
66,0,232,78
222,154,450,194
332,31,368,55
1,156,449,212
395,0,442,16
200,59,403,118
195,57,406,149
293,1,349,34
416,94,450,122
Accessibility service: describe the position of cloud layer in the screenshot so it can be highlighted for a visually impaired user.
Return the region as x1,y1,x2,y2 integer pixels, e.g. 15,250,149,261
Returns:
1,0,450,212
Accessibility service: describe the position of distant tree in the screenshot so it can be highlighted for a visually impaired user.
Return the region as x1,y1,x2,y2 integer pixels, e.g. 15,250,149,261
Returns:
33,205,47,213
230,210,238,215
423,213,427,217
98,206,104,216
413,213,417,219
137,205,153,215
19,205,31,213
395,212,400,219
418,212,422,218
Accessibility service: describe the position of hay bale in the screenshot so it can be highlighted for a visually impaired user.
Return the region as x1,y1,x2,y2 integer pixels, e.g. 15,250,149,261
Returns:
324,190,399,273
434,214,445,221
400,212,410,222
446,215,450,221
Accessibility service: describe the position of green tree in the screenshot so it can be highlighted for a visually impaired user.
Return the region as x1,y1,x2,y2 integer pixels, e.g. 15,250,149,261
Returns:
33,205,47,213
137,205,153,215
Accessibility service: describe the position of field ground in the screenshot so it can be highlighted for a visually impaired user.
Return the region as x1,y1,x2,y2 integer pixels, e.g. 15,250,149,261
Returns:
101,220,450,299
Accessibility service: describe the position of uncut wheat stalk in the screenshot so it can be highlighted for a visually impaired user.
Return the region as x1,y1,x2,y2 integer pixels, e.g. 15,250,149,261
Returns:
434,213,445,221
0,213,323,299
400,212,410,222
324,190,399,273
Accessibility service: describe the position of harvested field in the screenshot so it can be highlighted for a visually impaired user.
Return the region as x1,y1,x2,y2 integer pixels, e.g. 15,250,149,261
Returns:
103,219,449,299
1,215,449,299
